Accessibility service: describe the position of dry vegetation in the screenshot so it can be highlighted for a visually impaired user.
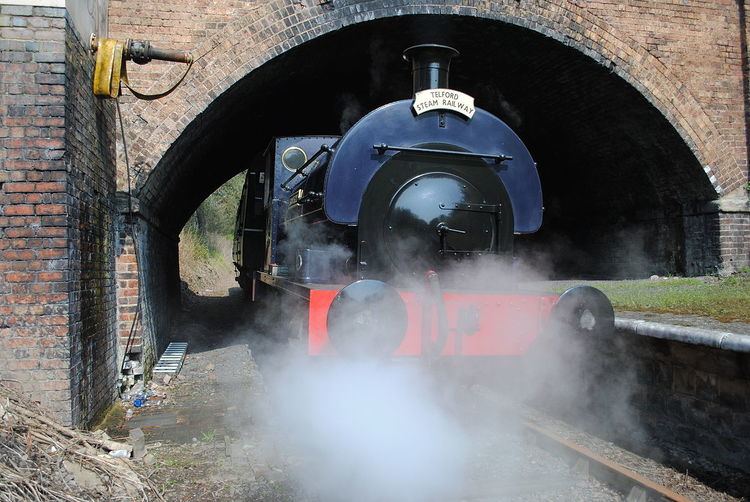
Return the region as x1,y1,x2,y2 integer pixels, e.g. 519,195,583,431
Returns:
178,172,244,293
178,230,233,293
0,384,158,502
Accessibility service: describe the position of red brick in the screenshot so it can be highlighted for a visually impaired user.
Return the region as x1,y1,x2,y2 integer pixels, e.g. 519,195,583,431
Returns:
45,238,67,248
22,193,44,203
9,360,40,371
5,272,34,282
37,271,64,281
6,338,37,349
35,181,65,192
2,249,35,260
35,203,65,215
36,227,65,237
39,359,68,369
3,204,34,215
3,181,35,192
37,380,69,391
37,315,67,326
38,248,65,259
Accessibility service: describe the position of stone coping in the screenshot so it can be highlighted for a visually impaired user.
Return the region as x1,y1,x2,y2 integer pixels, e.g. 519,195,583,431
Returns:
615,317,750,353
0,1,65,6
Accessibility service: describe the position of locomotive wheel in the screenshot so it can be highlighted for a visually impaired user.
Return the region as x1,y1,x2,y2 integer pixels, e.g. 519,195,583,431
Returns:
550,286,615,337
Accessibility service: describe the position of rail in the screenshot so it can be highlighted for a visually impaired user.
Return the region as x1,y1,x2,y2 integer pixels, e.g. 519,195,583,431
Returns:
524,421,692,502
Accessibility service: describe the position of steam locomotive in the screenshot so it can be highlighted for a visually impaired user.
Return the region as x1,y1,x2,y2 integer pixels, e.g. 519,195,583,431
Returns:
233,44,614,357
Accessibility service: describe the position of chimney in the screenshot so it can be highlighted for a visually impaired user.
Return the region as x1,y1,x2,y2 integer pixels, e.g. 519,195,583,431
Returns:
403,44,460,95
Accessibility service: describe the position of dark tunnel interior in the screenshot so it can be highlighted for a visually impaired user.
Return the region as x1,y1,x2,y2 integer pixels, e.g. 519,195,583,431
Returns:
141,14,717,279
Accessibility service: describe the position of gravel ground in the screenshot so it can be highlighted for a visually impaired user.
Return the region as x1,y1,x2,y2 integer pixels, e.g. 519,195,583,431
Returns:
456,390,621,501
134,344,622,501
507,399,739,501
120,341,300,501
456,382,743,502
523,415,741,502
111,287,744,501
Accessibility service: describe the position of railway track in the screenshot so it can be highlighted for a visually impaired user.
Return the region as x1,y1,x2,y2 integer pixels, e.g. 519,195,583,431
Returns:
523,421,692,502
459,383,712,501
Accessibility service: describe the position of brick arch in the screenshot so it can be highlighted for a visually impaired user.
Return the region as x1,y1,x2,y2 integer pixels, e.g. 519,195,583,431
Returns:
123,0,740,217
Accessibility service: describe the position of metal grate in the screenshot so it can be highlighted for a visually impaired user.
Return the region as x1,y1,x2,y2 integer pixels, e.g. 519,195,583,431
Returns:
152,342,188,374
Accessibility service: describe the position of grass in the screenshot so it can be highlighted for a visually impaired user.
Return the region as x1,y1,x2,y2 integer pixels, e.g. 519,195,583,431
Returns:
178,229,233,292
200,429,217,443
180,228,222,262
160,456,198,469
545,272,750,323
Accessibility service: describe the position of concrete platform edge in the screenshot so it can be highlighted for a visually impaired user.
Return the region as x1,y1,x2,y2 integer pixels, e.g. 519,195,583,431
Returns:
615,317,750,353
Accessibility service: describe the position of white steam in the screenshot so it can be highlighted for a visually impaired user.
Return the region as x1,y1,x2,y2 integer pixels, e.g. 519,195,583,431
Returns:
278,217,352,283
237,250,644,500
338,92,365,134
265,355,468,501
368,38,388,98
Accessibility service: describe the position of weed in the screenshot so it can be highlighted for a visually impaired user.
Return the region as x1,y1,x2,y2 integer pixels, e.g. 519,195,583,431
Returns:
160,478,179,491
161,456,197,469
200,429,217,443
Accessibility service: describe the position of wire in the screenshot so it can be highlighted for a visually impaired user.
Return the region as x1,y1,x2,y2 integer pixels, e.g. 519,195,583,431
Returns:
116,99,142,379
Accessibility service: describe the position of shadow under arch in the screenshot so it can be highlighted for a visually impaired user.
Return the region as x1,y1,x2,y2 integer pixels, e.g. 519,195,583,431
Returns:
136,13,720,277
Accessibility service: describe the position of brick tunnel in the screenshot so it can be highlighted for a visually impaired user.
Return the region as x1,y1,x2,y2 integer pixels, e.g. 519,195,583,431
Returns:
120,8,750,406
137,14,731,282
1,1,749,427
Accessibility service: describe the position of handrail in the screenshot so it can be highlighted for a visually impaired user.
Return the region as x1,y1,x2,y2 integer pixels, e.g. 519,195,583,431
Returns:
373,143,512,164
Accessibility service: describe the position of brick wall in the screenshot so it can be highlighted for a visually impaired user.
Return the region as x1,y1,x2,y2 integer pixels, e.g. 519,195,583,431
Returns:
683,212,722,276
107,0,747,193
535,205,748,278
134,216,180,369
115,211,139,364
107,0,250,104
718,211,750,272
115,206,180,380
105,0,748,281
0,4,73,423
0,4,117,425
585,0,748,188
64,20,118,426
540,330,750,481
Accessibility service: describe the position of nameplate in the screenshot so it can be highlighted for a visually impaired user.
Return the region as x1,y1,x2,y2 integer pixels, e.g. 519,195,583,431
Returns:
412,88,475,119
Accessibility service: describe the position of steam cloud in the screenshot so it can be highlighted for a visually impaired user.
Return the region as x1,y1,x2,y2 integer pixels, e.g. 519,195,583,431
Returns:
265,354,468,501
338,93,365,134
368,38,388,98
475,83,523,129
235,236,643,500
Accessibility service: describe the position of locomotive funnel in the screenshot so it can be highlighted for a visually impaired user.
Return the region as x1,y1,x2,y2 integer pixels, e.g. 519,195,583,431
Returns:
403,44,459,94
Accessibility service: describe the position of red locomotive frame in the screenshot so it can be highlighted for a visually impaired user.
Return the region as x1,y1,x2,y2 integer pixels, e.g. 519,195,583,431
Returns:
257,272,560,357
